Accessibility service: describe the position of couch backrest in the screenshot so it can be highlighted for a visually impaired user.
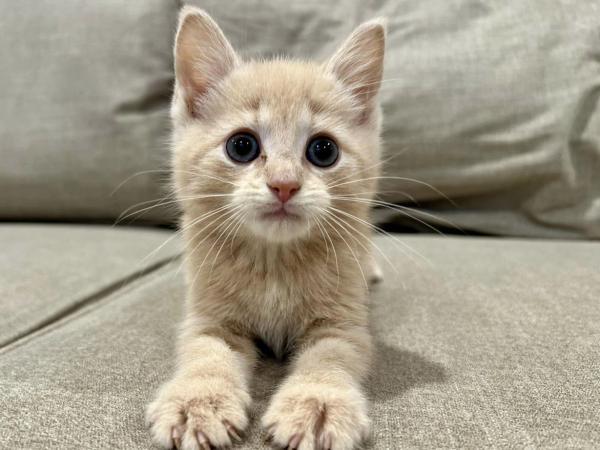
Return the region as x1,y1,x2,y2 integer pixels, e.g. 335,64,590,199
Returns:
186,0,600,239
2,0,599,238
0,0,179,223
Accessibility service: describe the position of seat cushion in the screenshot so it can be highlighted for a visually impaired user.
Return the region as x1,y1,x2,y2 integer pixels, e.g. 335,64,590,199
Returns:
0,224,181,348
0,231,598,448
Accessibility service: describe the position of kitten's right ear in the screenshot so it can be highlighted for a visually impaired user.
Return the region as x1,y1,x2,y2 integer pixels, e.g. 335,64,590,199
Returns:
326,19,386,123
174,7,238,118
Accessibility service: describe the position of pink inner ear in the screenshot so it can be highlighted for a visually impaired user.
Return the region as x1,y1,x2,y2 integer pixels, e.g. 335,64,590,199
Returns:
327,21,385,121
174,9,238,118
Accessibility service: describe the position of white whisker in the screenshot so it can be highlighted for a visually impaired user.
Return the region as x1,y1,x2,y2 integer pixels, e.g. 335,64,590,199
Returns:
327,151,403,188
324,209,401,278
328,176,457,206
145,203,236,270
178,205,244,278
326,205,433,268
115,193,237,225
320,214,368,291
195,209,245,284
314,215,340,290
331,196,462,235
209,209,247,276
110,168,239,197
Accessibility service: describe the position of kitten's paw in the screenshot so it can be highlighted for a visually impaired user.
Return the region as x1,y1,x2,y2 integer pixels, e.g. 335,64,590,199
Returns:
262,381,369,450
146,376,250,449
366,257,383,287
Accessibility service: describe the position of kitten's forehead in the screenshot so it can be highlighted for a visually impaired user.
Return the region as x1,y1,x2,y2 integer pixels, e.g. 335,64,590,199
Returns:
211,59,356,158
225,60,349,119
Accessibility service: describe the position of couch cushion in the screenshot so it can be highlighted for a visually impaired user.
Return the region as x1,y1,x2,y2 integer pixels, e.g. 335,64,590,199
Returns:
0,224,181,348
0,0,179,223
0,233,598,448
185,0,600,238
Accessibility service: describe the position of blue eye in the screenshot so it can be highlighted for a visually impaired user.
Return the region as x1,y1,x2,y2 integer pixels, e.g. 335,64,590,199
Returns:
226,132,260,163
306,137,339,168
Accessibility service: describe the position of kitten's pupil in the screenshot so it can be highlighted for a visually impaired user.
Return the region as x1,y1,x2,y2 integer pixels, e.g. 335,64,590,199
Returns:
313,140,333,158
233,136,252,156
226,132,260,163
306,137,339,168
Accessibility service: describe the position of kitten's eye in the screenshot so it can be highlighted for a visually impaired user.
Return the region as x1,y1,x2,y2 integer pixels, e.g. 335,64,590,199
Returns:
226,132,260,163
306,137,339,168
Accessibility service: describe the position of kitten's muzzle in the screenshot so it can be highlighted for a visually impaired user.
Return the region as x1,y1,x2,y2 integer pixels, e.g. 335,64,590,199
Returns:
261,202,301,221
267,180,301,203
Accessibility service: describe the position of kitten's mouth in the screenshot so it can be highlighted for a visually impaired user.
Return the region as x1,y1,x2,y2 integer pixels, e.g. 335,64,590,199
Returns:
261,206,300,221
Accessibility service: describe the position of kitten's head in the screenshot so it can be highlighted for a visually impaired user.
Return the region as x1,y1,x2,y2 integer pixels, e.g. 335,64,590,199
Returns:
172,7,385,243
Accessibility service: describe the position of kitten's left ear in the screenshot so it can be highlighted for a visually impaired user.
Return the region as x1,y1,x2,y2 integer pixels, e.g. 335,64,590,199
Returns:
326,19,386,121
174,7,239,119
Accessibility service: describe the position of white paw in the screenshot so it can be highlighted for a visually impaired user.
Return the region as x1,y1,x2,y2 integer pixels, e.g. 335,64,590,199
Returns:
146,376,250,449
262,381,370,450
366,257,384,287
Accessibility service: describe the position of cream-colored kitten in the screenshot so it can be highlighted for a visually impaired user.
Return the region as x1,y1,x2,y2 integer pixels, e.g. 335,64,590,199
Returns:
146,7,385,450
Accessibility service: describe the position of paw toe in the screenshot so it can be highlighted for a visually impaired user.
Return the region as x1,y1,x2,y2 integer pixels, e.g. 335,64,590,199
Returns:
224,420,243,442
288,433,303,449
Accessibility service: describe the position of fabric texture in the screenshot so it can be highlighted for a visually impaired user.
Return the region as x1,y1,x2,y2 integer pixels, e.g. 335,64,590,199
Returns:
0,0,179,223
0,223,180,348
185,0,600,239
1,228,598,448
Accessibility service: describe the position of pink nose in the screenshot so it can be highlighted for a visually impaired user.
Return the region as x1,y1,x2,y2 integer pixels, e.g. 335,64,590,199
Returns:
268,180,301,203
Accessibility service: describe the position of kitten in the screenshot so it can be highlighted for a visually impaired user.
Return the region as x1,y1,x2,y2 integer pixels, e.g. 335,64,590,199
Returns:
146,7,385,450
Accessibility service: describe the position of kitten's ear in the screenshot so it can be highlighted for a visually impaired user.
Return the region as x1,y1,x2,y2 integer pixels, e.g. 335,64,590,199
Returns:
174,7,238,118
326,19,386,121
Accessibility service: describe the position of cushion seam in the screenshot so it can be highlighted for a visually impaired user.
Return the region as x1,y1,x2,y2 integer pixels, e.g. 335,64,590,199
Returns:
0,255,181,355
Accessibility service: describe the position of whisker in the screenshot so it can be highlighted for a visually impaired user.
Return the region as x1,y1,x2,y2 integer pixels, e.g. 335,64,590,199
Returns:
326,151,403,188
229,211,248,256
337,190,420,205
114,193,237,225
344,197,445,237
329,176,457,206
324,210,401,278
190,173,241,188
193,210,245,286
311,216,330,264
110,168,173,197
182,208,243,284
176,205,244,277
112,194,176,227
320,214,369,291
143,203,236,269
209,209,247,276
331,196,462,235
314,215,340,290
110,168,240,197
326,205,432,268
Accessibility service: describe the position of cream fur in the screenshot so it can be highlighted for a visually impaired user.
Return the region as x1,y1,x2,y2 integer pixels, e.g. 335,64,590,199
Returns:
146,7,385,450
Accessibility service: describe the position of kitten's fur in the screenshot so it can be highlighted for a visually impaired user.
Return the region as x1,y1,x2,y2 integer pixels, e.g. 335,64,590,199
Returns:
146,7,385,450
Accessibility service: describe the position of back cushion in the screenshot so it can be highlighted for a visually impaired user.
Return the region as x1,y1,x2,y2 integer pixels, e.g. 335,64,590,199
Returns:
2,0,598,238
0,0,179,223
185,0,600,239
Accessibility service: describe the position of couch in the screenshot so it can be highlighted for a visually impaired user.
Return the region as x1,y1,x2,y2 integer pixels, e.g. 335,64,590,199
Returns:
1,1,599,449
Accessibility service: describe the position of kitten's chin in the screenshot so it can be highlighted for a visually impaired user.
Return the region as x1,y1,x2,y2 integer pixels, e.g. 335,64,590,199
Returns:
247,214,312,243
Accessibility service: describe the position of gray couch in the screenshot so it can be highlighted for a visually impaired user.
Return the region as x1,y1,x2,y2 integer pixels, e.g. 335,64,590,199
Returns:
1,1,599,449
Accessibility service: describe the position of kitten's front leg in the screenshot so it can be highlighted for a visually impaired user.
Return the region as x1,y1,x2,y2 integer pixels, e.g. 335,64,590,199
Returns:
263,325,372,450
146,319,255,449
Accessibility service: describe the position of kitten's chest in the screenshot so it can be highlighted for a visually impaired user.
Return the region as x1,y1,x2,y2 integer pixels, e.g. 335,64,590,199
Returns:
228,251,327,353
192,238,357,355
241,268,314,342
